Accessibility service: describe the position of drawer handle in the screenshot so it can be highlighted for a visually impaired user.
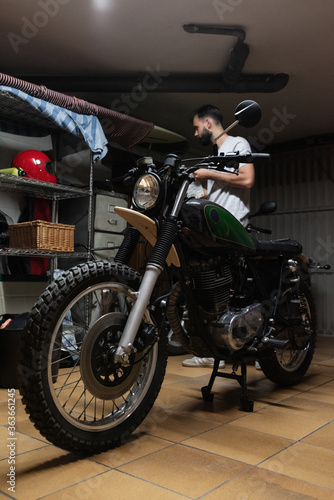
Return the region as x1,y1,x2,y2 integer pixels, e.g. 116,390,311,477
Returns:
108,219,118,225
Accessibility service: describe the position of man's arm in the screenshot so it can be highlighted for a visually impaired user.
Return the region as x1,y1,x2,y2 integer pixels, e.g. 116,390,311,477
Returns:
193,163,255,190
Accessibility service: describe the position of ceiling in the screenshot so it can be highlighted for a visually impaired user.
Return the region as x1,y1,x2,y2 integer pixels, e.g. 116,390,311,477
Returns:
1,0,334,159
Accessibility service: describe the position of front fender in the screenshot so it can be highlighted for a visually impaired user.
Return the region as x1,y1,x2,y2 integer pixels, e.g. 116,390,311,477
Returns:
114,206,180,267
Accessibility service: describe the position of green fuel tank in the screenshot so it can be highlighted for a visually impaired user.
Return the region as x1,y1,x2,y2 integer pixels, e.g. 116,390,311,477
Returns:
179,199,256,255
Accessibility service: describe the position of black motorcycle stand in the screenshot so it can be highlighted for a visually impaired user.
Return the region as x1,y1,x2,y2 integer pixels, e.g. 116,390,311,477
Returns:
201,360,254,412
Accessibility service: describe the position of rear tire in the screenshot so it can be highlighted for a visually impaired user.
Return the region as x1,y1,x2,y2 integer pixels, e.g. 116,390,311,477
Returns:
18,261,168,453
259,282,317,386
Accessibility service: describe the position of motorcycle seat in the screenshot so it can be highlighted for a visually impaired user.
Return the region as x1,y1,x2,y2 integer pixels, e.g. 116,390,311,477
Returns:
253,238,303,255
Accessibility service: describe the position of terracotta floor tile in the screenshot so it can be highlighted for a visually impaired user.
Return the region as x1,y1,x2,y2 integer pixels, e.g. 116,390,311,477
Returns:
246,378,301,404
207,377,265,403
162,373,212,397
138,405,221,442
0,493,14,499
0,390,10,404
43,469,186,500
303,380,334,404
118,444,249,498
0,426,10,460
259,442,334,489
291,372,334,390
265,395,334,421
169,395,250,424
155,385,200,409
317,357,334,366
0,446,109,500
183,423,293,465
308,364,334,378
0,426,47,460
15,419,49,444
0,398,26,427
231,407,327,440
302,422,334,450
0,336,333,499
167,355,214,378
89,432,173,468
162,371,188,386
203,467,334,500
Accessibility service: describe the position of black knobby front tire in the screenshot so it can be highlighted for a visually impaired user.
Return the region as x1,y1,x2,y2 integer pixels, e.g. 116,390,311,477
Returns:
259,282,317,386
18,261,168,453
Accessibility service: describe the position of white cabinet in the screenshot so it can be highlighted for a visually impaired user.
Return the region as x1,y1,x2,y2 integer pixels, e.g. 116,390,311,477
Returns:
94,194,127,233
93,193,128,260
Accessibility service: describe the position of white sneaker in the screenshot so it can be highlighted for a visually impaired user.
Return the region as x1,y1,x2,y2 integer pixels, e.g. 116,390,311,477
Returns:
255,360,261,370
182,356,225,368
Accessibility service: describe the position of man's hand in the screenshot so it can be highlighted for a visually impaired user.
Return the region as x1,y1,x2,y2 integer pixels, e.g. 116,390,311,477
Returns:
193,163,254,189
192,168,211,181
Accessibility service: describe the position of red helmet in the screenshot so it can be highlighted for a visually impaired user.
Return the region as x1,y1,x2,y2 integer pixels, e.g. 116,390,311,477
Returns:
11,150,57,183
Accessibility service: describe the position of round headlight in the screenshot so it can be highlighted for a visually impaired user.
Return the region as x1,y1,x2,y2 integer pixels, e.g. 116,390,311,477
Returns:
133,174,160,209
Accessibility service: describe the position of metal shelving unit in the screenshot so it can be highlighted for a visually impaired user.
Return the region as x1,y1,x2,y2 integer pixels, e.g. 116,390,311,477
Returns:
0,174,92,260
0,172,93,263
0,248,90,258
0,90,96,268
0,173,91,200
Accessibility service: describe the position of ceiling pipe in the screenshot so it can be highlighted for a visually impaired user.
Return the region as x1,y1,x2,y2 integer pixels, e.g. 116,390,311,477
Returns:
183,24,250,88
222,38,250,88
183,24,288,91
16,72,288,94
183,24,246,42
14,24,289,95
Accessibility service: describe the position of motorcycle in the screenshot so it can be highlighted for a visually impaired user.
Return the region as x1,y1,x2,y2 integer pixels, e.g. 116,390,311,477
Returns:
166,199,278,356
18,101,320,454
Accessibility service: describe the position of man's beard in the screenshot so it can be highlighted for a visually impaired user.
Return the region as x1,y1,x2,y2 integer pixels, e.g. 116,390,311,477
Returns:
199,128,212,146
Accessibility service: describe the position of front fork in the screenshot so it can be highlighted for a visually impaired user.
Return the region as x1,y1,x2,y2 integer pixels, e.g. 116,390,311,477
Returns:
114,264,163,363
114,226,141,265
114,179,190,363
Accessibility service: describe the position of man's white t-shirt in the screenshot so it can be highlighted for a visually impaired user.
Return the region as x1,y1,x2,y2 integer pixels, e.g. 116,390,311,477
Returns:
206,135,252,227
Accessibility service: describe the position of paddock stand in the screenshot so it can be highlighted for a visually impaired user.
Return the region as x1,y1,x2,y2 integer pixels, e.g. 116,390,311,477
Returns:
201,360,254,412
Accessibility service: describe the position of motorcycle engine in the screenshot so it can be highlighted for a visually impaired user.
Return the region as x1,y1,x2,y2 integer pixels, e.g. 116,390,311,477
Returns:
208,303,264,351
187,258,264,352
188,258,232,315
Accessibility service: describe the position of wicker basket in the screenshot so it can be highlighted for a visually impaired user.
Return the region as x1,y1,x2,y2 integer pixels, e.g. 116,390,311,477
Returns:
8,220,75,252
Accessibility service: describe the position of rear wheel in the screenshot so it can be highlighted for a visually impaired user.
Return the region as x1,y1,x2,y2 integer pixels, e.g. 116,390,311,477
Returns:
18,261,168,453
259,282,317,386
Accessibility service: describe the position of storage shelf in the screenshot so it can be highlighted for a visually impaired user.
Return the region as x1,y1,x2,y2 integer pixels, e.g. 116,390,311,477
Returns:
0,173,90,200
0,89,96,279
0,248,90,258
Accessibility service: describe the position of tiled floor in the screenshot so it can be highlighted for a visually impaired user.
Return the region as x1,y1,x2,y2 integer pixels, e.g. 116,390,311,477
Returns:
1,336,334,499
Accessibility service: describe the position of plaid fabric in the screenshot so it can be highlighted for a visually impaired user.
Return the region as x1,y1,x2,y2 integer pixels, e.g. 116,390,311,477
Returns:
0,73,153,148
0,86,108,162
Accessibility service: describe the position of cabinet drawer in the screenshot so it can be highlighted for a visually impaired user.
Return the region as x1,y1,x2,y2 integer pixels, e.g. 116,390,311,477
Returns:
94,194,127,233
93,232,124,260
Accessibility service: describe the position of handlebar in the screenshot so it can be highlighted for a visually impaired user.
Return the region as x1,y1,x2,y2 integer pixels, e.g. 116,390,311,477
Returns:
118,152,271,186
186,153,270,174
308,261,331,270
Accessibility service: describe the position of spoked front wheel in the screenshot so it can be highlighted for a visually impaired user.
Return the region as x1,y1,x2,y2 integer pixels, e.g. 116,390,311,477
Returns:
18,262,168,453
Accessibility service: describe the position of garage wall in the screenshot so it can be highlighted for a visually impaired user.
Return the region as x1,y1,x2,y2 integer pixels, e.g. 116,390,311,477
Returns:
251,143,334,336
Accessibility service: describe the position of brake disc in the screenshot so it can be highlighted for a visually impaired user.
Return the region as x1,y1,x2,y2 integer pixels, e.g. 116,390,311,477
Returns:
80,312,142,400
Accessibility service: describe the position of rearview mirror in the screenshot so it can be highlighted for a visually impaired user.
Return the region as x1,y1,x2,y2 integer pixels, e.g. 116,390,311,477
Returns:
249,201,277,219
222,100,262,137
234,100,262,128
